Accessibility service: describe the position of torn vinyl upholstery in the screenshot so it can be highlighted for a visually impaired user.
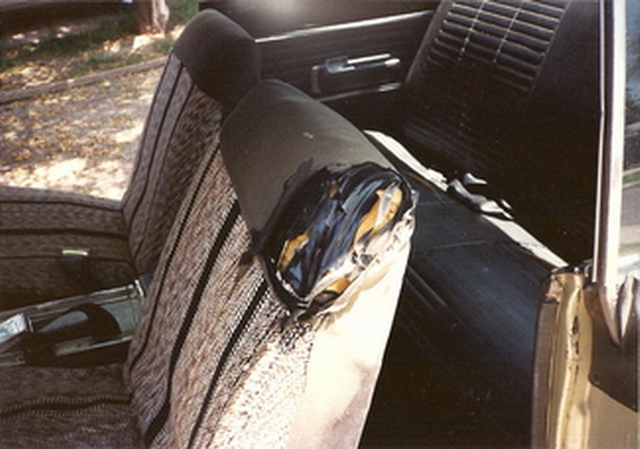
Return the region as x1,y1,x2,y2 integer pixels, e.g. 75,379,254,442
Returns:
266,162,414,320
220,80,415,322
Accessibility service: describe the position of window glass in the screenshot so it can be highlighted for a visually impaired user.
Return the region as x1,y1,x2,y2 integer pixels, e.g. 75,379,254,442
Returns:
620,0,640,279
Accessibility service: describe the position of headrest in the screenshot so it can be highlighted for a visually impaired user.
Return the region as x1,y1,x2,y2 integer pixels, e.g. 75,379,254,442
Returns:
220,80,415,319
173,10,260,109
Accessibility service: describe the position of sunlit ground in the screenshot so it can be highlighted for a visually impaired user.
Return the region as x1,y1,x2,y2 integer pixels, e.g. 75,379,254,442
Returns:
0,67,160,200
0,16,184,200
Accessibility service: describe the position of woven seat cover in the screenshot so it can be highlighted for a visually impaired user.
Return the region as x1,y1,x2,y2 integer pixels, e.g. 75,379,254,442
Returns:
0,80,414,448
0,10,260,310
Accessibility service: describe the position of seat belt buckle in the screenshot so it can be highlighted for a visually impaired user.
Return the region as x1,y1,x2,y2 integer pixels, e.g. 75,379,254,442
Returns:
61,247,91,258
60,247,94,292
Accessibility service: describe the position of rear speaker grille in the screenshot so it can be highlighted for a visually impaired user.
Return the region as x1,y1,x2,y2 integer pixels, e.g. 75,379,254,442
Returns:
429,0,567,93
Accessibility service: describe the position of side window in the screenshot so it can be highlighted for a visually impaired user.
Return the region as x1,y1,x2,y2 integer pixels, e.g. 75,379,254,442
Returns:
620,0,640,278
199,0,433,36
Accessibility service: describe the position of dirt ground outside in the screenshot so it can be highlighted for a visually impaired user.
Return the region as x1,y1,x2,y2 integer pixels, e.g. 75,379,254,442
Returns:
1,67,161,200
0,17,185,201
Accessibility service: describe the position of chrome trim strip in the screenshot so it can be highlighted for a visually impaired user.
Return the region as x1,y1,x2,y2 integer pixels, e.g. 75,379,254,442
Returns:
594,0,626,342
256,11,432,44
318,82,402,102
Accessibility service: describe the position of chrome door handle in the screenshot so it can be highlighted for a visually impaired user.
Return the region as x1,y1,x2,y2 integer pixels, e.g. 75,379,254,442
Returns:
311,53,401,94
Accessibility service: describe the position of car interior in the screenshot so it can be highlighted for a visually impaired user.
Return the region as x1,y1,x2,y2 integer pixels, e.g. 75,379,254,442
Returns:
0,0,631,448
0,10,260,310
0,9,416,447
215,0,600,446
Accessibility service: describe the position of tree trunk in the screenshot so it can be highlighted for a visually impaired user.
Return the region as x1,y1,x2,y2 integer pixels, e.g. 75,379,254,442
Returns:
134,0,173,34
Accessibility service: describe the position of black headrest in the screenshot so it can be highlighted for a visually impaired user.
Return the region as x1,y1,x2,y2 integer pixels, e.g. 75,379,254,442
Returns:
219,80,395,239
173,10,260,109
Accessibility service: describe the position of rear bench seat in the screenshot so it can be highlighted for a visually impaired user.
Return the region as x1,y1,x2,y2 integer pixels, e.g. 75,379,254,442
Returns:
361,0,600,446
399,0,600,265
361,132,561,447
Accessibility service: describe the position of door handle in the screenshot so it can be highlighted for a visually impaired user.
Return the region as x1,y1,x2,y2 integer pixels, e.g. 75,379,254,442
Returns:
311,53,401,94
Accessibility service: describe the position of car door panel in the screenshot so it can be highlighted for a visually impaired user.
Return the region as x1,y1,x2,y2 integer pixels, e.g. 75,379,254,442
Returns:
255,11,433,130
258,11,432,96
200,0,432,37
199,3,435,128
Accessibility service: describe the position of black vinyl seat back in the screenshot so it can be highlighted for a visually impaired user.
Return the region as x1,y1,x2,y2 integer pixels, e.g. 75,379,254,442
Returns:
400,0,600,263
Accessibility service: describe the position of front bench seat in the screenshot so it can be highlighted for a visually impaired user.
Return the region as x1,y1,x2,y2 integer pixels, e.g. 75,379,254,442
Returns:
0,10,260,310
0,80,415,448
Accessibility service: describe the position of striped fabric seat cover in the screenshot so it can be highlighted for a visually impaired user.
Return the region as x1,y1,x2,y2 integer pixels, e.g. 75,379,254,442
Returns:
0,148,280,448
125,148,306,447
0,187,135,309
0,10,258,310
0,364,138,447
120,51,222,278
